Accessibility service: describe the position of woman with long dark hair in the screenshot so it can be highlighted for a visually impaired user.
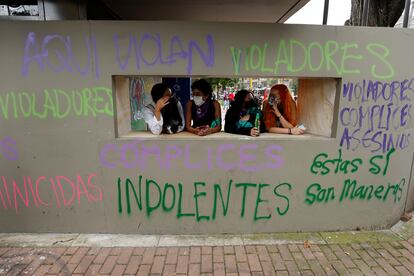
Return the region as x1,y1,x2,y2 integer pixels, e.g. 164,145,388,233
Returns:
143,83,185,135
224,89,265,137
186,79,221,136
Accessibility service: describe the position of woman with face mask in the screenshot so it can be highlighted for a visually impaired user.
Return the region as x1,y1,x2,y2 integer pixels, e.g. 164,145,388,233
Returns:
262,84,304,135
186,79,222,136
143,83,185,135
224,89,265,137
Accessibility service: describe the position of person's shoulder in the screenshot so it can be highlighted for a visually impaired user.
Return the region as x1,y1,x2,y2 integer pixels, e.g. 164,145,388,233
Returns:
212,100,221,106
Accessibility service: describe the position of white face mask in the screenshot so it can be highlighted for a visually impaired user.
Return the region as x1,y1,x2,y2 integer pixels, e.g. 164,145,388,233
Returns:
193,96,205,107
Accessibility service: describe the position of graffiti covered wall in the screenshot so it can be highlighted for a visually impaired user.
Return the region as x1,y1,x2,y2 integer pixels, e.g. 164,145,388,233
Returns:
0,21,413,234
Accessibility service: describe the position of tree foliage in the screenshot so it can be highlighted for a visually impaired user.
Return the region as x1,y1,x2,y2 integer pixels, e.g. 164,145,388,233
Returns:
349,0,406,27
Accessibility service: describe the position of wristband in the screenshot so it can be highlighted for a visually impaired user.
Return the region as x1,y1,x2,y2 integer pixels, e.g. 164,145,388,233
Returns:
288,128,292,135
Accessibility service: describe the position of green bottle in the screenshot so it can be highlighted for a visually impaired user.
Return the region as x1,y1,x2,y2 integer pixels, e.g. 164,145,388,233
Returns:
255,112,260,129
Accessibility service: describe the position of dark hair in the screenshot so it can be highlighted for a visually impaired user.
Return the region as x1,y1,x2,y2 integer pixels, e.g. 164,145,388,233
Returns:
150,83,183,133
191,79,213,98
232,89,250,109
151,83,169,103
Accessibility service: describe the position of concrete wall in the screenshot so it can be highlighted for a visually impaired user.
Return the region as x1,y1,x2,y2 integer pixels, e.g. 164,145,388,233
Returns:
0,21,413,234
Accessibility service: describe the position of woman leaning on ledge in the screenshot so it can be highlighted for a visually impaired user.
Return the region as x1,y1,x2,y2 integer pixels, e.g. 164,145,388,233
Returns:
224,89,265,137
185,79,222,136
262,84,304,135
143,83,185,135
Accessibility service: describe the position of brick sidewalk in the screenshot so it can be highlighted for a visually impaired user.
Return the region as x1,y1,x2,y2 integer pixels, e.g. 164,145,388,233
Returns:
2,237,414,275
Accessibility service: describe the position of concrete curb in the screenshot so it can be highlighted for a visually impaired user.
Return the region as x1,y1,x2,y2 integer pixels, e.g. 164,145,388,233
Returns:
1,213,412,247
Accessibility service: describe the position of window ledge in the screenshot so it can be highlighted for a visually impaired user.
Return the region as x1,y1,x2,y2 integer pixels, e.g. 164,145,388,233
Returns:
118,131,333,141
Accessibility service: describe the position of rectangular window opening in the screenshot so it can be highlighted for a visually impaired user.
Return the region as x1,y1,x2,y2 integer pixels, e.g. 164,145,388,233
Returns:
113,76,341,139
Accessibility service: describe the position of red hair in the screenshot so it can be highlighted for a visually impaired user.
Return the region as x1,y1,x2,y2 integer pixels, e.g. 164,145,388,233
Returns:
270,84,297,125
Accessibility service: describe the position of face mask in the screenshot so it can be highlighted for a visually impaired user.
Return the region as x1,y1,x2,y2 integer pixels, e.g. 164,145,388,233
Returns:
193,96,205,107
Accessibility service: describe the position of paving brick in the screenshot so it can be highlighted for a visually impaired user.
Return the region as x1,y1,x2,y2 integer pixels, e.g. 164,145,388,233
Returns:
398,256,414,273
287,244,300,252
133,247,145,255
356,249,378,267
84,263,101,276
237,262,251,276
293,252,310,270
189,263,200,275
63,247,78,256
86,247,100,256
178,247,190,256
307,259,325,275
213,246,224,263
284,260,300,275
376,248,401,266
136,264,151,276
339,245,359,260
375,257,399,275
190,247,201,263
163,264,176,276
201,254,212,273
109,247,122,256
266,245,278,253
245,245,257,254
371,266,388,276
347,268,362,275
401,241,414,255
400,248,414,262
213,262,225,276
176,255,189,274
275,271,289,276
382,242,402,258
124,255,141,274
300,270,314,276
235,245,247,262
261,261,276,276
117,247,133,264
248,253,263,271
99,255,118,274
224,245,235,255
73,255,95,274
141,247,156,264
270,253,286,270
299,246,316,261
256,245,271,262
224,254,237,273
155,247,167,256
334,250,356,269
68,247,89,264
150,255,165,274
365,246,381,259
395,265,413,275
329,260,349,275
33,264,52,276
165,247,178,265
111,264,126,276
202,246,212,255
353,259,374,275
92,247,111,264
277,245,293,261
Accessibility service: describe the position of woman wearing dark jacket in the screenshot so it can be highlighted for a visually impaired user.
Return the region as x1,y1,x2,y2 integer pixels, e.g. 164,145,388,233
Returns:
224,89,265,137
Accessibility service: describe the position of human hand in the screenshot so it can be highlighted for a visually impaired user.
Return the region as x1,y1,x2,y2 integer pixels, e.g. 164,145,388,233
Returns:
290,127,305,135
271,105,281,117
196,125,210,136
250,127,260,137
155,96,170,112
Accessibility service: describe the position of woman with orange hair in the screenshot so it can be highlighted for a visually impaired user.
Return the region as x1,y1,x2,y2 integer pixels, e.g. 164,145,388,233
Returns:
262,84,304,135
